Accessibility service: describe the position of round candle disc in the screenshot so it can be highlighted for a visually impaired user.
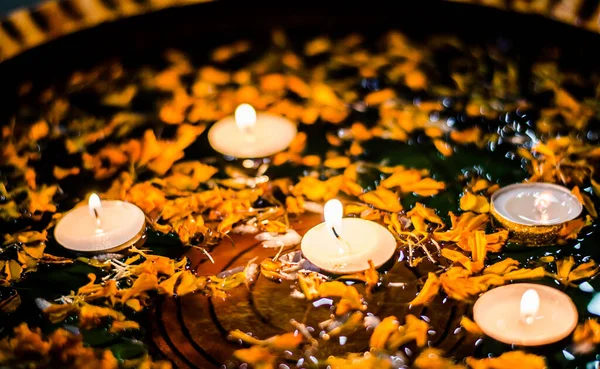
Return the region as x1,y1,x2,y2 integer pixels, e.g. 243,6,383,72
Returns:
208,113,297,159
301,218,397,274
55,200,146,254
491,183,582,226
473,283,578,346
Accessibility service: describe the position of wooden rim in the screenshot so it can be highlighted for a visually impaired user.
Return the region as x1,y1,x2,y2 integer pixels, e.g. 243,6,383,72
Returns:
0,0,599,63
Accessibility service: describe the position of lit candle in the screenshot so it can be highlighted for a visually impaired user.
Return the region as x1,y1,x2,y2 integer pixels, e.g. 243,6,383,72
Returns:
300,199,396,274
490,183,582,245
54,194,146,253
208,104,297,159
473,283,578,346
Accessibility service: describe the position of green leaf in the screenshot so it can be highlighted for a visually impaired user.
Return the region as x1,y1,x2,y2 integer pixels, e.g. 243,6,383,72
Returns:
109,340,147,361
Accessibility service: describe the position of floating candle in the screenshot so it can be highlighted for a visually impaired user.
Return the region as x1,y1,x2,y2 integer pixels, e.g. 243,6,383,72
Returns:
54,194,146,253
208,104,297,159
490,182,582,245
473,283,578,346
300,199,396,274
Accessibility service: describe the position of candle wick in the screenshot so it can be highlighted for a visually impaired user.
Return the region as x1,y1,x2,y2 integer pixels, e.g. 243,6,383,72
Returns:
242,127,256,143
332,226,352,255
524,316,535,325
93,208,102,229
332,226,341,239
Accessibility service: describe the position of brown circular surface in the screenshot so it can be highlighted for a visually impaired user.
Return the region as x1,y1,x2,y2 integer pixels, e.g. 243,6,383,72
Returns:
150,213,478,368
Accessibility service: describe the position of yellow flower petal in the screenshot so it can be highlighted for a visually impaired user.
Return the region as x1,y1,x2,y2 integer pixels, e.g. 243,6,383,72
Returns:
414,348,466,369
434,139,454,157
460,316,483,336
370,316,399,350
441,249,475,273
483,259,519,275
502,267,546,281
460,192,489,213
409,273,440,306
360,187,402,213
466,351,546,369
407,203,444,225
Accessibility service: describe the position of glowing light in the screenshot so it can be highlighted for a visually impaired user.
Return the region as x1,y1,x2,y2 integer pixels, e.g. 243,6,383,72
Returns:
235,104,257,132
88,193,103,228
534,191,556,223
520,289,540,325
324,199,344,239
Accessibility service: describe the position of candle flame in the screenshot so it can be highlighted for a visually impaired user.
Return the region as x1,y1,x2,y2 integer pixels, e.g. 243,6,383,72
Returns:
88,193,103,229
534,191,555,223
235,103,257,132
324,199,344,240
520,288,540,325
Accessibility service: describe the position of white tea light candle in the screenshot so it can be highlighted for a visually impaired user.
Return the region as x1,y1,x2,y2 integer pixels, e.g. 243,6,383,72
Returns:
301,199,396,274
208,104,297,159
54,194,146,253
473,283,578,346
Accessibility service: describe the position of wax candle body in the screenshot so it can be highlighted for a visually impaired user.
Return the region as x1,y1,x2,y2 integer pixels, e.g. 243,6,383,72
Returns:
473,283,578,346
301,217,396,274
55,200,145,253
208,113,297,159
492,183,581,226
